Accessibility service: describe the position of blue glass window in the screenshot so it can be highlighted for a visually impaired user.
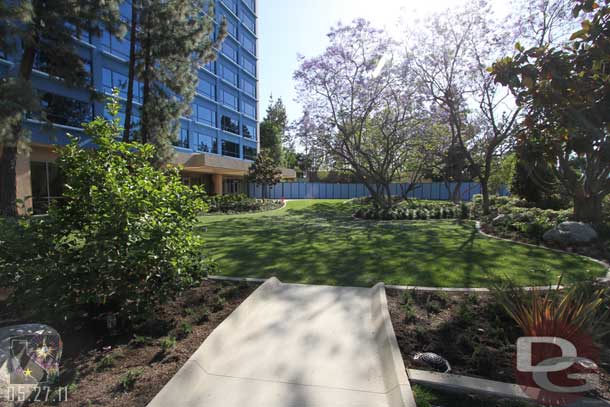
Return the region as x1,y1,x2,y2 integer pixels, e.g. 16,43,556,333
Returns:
100,29,130,59
243,0,255,12
222,0,237,15
242,123,256,139
222,140,240,158
242,100,256,118
219,63,237,86
195,131,218,153
204,61,215,74
221,89,238,110
222,41,238,62
40,93,93,128
221,114,239,135
197,77,215,99
174,128,190,148
242,13,255,33
102,68,129,99
242,78,256,98
194,104,216,127
221,14,237,38
242,56,256,76
243,145,257,160
242,34,255,55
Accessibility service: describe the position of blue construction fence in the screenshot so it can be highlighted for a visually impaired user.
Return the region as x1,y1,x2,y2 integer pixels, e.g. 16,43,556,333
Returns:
248,182,509,201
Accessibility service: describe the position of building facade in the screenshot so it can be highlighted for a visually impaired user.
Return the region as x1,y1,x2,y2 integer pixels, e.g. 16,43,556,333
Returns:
0,0,292,214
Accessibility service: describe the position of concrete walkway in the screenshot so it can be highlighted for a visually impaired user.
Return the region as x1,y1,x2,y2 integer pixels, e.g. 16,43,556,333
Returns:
148,278,415,407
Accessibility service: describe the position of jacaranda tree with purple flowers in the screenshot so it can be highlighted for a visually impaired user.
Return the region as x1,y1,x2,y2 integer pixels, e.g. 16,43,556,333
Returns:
294,19,425,209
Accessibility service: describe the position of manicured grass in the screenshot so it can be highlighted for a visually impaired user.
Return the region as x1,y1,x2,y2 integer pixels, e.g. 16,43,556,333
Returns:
200,200,606,288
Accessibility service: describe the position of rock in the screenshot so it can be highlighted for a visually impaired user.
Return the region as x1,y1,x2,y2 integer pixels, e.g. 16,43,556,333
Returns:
0,324,62,403
543,222,599,245
492,214,507,225
412,352,451,373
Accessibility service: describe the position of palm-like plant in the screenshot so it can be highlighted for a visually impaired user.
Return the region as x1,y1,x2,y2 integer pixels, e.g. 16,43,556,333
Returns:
494,276,610,344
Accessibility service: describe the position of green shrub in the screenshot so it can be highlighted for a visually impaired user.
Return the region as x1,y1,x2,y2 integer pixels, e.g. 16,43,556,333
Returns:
211,295,227,312
159,336,177,351
176,322,193,338
402,301,417,322
0,93,212,323
206,194,281,214
130,335,154,348
118,368,144,392
96,354,116,371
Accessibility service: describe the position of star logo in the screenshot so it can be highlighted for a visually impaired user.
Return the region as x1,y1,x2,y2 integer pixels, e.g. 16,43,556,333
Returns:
35,345,51,359
23,368,33,378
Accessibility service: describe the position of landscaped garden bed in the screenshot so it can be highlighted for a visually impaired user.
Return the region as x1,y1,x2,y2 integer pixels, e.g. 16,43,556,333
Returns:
386,287,610,403
205,193,283,215
0,279,257,406
473,195,610,263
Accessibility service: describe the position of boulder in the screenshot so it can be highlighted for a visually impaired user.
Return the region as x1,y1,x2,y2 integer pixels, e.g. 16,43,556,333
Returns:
542,222,598,245
0,324,62,404
492,214,508,225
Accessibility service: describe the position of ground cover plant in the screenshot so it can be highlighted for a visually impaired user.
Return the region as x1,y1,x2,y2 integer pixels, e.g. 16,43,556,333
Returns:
0,279,256,407
201,200,606,288
205,193,282,214
353,197,469,221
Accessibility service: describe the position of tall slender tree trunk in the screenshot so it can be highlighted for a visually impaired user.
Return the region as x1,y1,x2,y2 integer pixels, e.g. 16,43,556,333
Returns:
0,46,36,217
481,180,490,216
140,30,152,144
0,144,18,217
123,1,138,142
445,180,462,203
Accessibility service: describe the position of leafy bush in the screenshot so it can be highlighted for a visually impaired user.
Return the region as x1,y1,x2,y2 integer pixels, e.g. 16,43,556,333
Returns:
206,193,282,214
353,199,467,221
0,94,212,323
118,368,144,392
473,194,572,241
159,336,177,351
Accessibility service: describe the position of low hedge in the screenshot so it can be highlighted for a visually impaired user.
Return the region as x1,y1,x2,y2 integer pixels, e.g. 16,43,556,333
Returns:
206,194,282,214
354,200,469,221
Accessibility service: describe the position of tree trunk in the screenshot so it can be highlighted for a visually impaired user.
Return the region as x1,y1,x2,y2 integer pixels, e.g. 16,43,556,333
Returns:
0,145,18,217
382,183,393,209
452,182,462,203
140,29,152,144
0,46,37,216
123,1,139,142
481,179,490,216
573,192,603,226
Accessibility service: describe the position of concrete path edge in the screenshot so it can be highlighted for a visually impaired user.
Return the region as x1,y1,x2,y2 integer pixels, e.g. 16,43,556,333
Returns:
408,369,610,407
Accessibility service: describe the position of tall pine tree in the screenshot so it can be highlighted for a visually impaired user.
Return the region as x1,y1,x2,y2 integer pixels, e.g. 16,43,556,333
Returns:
260,96,287,164
0,0,124,216
124,0,227,165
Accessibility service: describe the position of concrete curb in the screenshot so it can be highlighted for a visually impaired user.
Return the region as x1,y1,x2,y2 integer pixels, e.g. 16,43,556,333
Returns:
408,369,610,406
372,283,417,407
207,275,564,294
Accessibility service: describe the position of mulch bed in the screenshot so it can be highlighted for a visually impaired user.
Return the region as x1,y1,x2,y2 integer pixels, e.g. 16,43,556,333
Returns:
0,280,257,407
386,288,610,401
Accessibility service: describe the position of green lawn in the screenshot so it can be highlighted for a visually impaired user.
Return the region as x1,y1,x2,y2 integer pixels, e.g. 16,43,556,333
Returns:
199,200,606,288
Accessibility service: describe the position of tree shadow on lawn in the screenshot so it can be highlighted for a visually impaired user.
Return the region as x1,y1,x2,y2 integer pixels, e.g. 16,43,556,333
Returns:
200,202,602,288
